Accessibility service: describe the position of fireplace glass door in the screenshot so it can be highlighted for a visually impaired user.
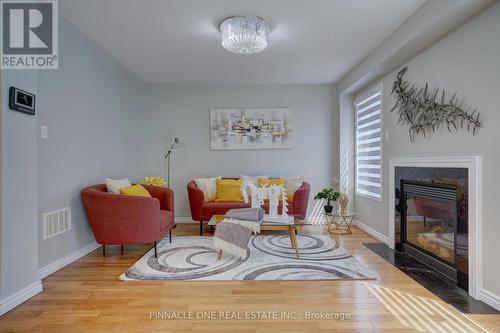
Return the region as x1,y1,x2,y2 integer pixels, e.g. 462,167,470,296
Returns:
403,183,457,265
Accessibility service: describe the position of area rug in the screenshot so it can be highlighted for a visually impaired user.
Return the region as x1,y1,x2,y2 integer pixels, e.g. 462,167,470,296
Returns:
120,234,375,281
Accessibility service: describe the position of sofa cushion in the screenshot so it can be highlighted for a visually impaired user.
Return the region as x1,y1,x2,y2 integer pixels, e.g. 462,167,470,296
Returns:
241,175,268,187
258,177,285,187
194,176,221,202
284,177,304,195
215,179,244,202
120,184,151,197
160,210,175,232
106,178,131,194
203,202,250,217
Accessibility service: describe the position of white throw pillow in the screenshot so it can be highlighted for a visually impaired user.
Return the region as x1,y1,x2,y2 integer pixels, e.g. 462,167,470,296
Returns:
106,178,132,194
284,177,304,195
241,175,268,187
194,177,221,202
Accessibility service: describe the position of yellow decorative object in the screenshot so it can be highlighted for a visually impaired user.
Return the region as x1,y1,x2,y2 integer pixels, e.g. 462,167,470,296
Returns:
215,179,243,202
120,185,151,197
142,176,166,187
258,177,285,187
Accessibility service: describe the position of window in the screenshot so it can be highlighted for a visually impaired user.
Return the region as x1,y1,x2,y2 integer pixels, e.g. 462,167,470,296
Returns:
355,83,383,200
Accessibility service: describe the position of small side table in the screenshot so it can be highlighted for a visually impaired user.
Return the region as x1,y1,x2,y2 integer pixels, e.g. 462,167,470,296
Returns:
327,212,356,235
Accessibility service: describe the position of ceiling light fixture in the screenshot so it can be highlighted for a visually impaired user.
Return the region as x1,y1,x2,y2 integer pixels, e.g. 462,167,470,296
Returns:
220,16,269,54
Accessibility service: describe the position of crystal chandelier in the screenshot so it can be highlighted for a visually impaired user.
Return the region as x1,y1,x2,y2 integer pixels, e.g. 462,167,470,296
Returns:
220,16,269,54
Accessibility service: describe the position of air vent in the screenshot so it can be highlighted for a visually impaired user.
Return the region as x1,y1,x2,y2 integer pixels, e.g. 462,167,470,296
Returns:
43,207,71,240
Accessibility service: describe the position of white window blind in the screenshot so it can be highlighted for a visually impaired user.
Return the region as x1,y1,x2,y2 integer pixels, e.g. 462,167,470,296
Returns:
355,84,383,200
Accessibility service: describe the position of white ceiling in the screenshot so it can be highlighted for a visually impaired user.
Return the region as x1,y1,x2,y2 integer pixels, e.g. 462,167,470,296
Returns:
60,0,425,84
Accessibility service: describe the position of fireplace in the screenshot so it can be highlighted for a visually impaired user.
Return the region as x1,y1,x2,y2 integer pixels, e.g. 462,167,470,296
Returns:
390,157,482,297
400,179,468,290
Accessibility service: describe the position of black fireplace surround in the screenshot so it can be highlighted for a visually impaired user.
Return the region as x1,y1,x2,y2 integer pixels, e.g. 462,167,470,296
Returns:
395,167,468,291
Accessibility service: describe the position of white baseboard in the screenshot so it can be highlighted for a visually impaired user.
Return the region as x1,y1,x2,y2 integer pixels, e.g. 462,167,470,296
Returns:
0,280,43,316
354,220,389,245
38,241,100,280
479,288,500,311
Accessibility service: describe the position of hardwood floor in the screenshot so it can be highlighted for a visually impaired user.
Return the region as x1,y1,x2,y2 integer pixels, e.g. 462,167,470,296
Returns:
0,224,498,333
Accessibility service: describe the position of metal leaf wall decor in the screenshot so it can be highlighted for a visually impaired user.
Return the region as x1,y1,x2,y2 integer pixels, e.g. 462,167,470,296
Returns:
391,67,482,142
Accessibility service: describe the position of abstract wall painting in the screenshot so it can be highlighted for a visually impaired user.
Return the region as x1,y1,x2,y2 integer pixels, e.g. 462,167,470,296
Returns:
209,108,293,150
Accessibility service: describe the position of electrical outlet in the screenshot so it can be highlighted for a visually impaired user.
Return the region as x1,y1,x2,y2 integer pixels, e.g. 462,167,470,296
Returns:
41,126,48,139
385,131,390,141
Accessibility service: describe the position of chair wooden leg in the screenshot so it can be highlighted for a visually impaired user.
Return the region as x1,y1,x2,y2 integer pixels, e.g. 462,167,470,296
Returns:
120,244,124,253
102,244,105,257
154,241,157,258
200,221,203,236
169,229,172,243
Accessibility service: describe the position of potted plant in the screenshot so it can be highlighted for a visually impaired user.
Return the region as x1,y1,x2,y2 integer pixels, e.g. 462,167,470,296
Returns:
314,188,340,214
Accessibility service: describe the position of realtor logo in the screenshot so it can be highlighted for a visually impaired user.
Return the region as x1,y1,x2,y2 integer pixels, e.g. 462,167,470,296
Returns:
1,0,58,69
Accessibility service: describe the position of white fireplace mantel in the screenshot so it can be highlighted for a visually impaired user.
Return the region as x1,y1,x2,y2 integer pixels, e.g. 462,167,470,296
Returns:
388,156,483,299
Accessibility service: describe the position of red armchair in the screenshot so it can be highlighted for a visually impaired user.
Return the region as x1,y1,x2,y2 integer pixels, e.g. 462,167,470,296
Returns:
187,179,310,235
81,184,175,257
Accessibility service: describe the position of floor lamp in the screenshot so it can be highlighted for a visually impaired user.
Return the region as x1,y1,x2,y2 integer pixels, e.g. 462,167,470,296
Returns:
164,137,184,188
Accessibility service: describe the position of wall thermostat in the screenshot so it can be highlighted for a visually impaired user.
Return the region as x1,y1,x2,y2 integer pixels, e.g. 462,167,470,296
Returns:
9,87,36,116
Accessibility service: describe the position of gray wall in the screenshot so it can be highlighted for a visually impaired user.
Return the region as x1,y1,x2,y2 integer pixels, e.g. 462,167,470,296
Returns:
351,2,500,296
36,17,142,268
0,70,39,300
338,93,355,212
138,84,338,218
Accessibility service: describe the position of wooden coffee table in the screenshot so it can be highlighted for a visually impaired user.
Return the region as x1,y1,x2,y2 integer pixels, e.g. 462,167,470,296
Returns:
208,215,302,259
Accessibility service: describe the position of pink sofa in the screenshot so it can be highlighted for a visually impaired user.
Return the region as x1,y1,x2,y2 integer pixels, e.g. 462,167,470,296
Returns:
187,178,310,235
81,184,175,257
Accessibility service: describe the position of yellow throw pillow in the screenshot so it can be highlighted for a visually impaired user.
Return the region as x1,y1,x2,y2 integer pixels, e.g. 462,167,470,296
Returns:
258,177,285,187
215,179,243,202
120,184,151,197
